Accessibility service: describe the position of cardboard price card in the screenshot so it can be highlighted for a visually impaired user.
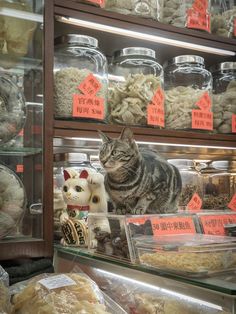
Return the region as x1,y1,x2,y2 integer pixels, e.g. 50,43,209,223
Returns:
147,87,165,127
151,216,196,236
228,194,236,211
192,109,213,130
187,193,202,211
16,164,24,173
196,92,212,111
152,87,165,107
199,214,236,235
192,0,208,12
73,94,104,120
78,73,101,96
187,9,210,33
232,114,236,133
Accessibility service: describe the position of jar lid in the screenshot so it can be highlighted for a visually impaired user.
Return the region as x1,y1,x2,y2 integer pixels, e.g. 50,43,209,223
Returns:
68,153,88,163
211,62,236,72
211,160,229,170
113,47,156,59
54,34,98,48
167,55,204,66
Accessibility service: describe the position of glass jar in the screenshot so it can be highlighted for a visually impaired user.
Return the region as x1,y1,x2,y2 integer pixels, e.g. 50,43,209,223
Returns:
54,34,108,123
164,55,213,131
108,47,164,127
66,152,97,174
212,62,236,134
201,161,232,209
211,1,236,38
161,0,211,33
168,159,204,209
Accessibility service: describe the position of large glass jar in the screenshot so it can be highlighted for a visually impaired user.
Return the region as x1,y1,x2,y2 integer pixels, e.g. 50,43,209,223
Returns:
168,159,204,210
161,0,211,33
54,34,108,123
201,161,233,209
164,55,213,131
211,1,236,38
212,62,236,134
108,47,164,127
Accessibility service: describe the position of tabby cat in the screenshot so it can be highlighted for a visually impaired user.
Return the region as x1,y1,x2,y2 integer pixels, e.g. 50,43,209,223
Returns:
99,128,182,214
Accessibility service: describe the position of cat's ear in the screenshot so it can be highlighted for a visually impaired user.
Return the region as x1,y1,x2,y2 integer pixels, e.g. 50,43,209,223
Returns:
79,170,89,179
120,127,134,143
98,130,111,143
63,170,71,181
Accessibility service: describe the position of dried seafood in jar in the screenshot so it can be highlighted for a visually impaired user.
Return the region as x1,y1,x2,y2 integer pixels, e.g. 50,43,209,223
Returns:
211,7,236,38
108,73,161,126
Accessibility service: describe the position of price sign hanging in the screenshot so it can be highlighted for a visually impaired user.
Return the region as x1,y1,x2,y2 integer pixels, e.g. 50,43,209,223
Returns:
147,87,165,127
192,109,213,130
187,193,202,211
228,194,236,211
198,214,236,235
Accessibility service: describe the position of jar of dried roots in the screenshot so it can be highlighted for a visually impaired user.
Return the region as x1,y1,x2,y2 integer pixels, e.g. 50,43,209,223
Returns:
164,55,213,132
54,34,108,122
212,62,236,134
108,47,164,127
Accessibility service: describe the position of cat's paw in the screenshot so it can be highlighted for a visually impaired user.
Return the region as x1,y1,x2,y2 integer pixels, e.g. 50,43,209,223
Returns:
59,212,69,224
116,207,127,215
132,208,146,215
87,173,104,186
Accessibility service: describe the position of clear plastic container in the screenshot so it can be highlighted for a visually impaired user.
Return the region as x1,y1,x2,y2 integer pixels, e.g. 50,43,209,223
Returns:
0,164,26,239
135,234,236,277
211,2,236,38
168,159,204,209
54,34,108,122
212,62,236,134
108,47,164,127
201,161,233,209
161,0,211,33
0,75,26,145
164,55,213,131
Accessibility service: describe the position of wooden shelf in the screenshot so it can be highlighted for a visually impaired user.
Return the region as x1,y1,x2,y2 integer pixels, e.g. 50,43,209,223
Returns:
54,120,236,148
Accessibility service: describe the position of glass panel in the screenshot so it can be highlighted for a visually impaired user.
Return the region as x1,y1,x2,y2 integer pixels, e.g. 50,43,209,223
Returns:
0,0,44,242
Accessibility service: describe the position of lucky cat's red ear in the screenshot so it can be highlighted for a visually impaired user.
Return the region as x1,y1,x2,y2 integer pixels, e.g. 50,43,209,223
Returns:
79,170,89,179
63,170,71,181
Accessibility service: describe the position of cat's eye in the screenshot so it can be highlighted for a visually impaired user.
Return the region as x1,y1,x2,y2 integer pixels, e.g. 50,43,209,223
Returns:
111,150,118,156
63,186,68,192
75,186,84,192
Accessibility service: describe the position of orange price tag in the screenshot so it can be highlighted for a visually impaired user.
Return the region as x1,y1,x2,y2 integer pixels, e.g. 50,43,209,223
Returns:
187,9,210,33
232,114,236,133
228,194,236,211
16,164,24,173
88,0,105,7
187,193,202,211
147,87,165,127
192,109,213,130
198,214,236,235
73,94,104,120
196,92,211,111
192,0,208,12
151,216,196,236
18,129,24,136
78,73,101,96
126,217,149,225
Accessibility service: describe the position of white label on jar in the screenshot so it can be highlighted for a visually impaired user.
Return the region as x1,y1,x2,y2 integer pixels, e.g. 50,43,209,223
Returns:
38,274,76,290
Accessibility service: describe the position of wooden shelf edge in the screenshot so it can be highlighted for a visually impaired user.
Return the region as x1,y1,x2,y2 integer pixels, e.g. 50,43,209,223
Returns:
53,121,236,147
54,0,236,52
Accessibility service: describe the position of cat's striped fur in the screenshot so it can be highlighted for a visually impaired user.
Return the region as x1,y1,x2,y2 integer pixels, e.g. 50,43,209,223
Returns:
99,128,182,215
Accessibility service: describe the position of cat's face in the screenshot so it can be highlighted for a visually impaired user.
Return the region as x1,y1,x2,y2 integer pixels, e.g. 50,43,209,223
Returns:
62,178,91,206
99,128,139,173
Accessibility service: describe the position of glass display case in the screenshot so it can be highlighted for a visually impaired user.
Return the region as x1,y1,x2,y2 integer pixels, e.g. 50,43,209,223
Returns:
0,0,53,260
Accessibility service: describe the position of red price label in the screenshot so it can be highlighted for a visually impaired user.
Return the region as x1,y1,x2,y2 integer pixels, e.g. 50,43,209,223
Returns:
151,216,196,236
196,92,211,111
228,194,236,211
192,0,208,12
232,114,236,133
192,109,213,130
78,73,101,96
16,164,24,173
187,9,210,33
199,214,236,235
73,94,104,120
88,0,105,7
187,193,202,211
147,87,165,127
18,129,24,136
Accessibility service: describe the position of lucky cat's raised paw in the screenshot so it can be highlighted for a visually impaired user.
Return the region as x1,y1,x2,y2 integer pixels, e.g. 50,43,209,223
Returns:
87,172,104,186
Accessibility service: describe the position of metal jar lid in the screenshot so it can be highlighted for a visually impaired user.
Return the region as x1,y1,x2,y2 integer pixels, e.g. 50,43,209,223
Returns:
54,34,98,48
166,55,205,66
212,62,236,72
113,47,156,59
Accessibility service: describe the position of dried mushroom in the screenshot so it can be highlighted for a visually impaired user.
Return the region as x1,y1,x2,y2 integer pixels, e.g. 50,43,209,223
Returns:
108,73,161,126
213,80,236,133
165,86,208,130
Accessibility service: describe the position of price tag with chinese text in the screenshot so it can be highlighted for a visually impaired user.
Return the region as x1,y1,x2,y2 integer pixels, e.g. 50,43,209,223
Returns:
187,193,202,211
151,216,196,236
192,109,213,130
73,94,104,120
228,194,236,211
198,214,236,235
147,87,165,127
78,73,101,96
196,92,211,111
